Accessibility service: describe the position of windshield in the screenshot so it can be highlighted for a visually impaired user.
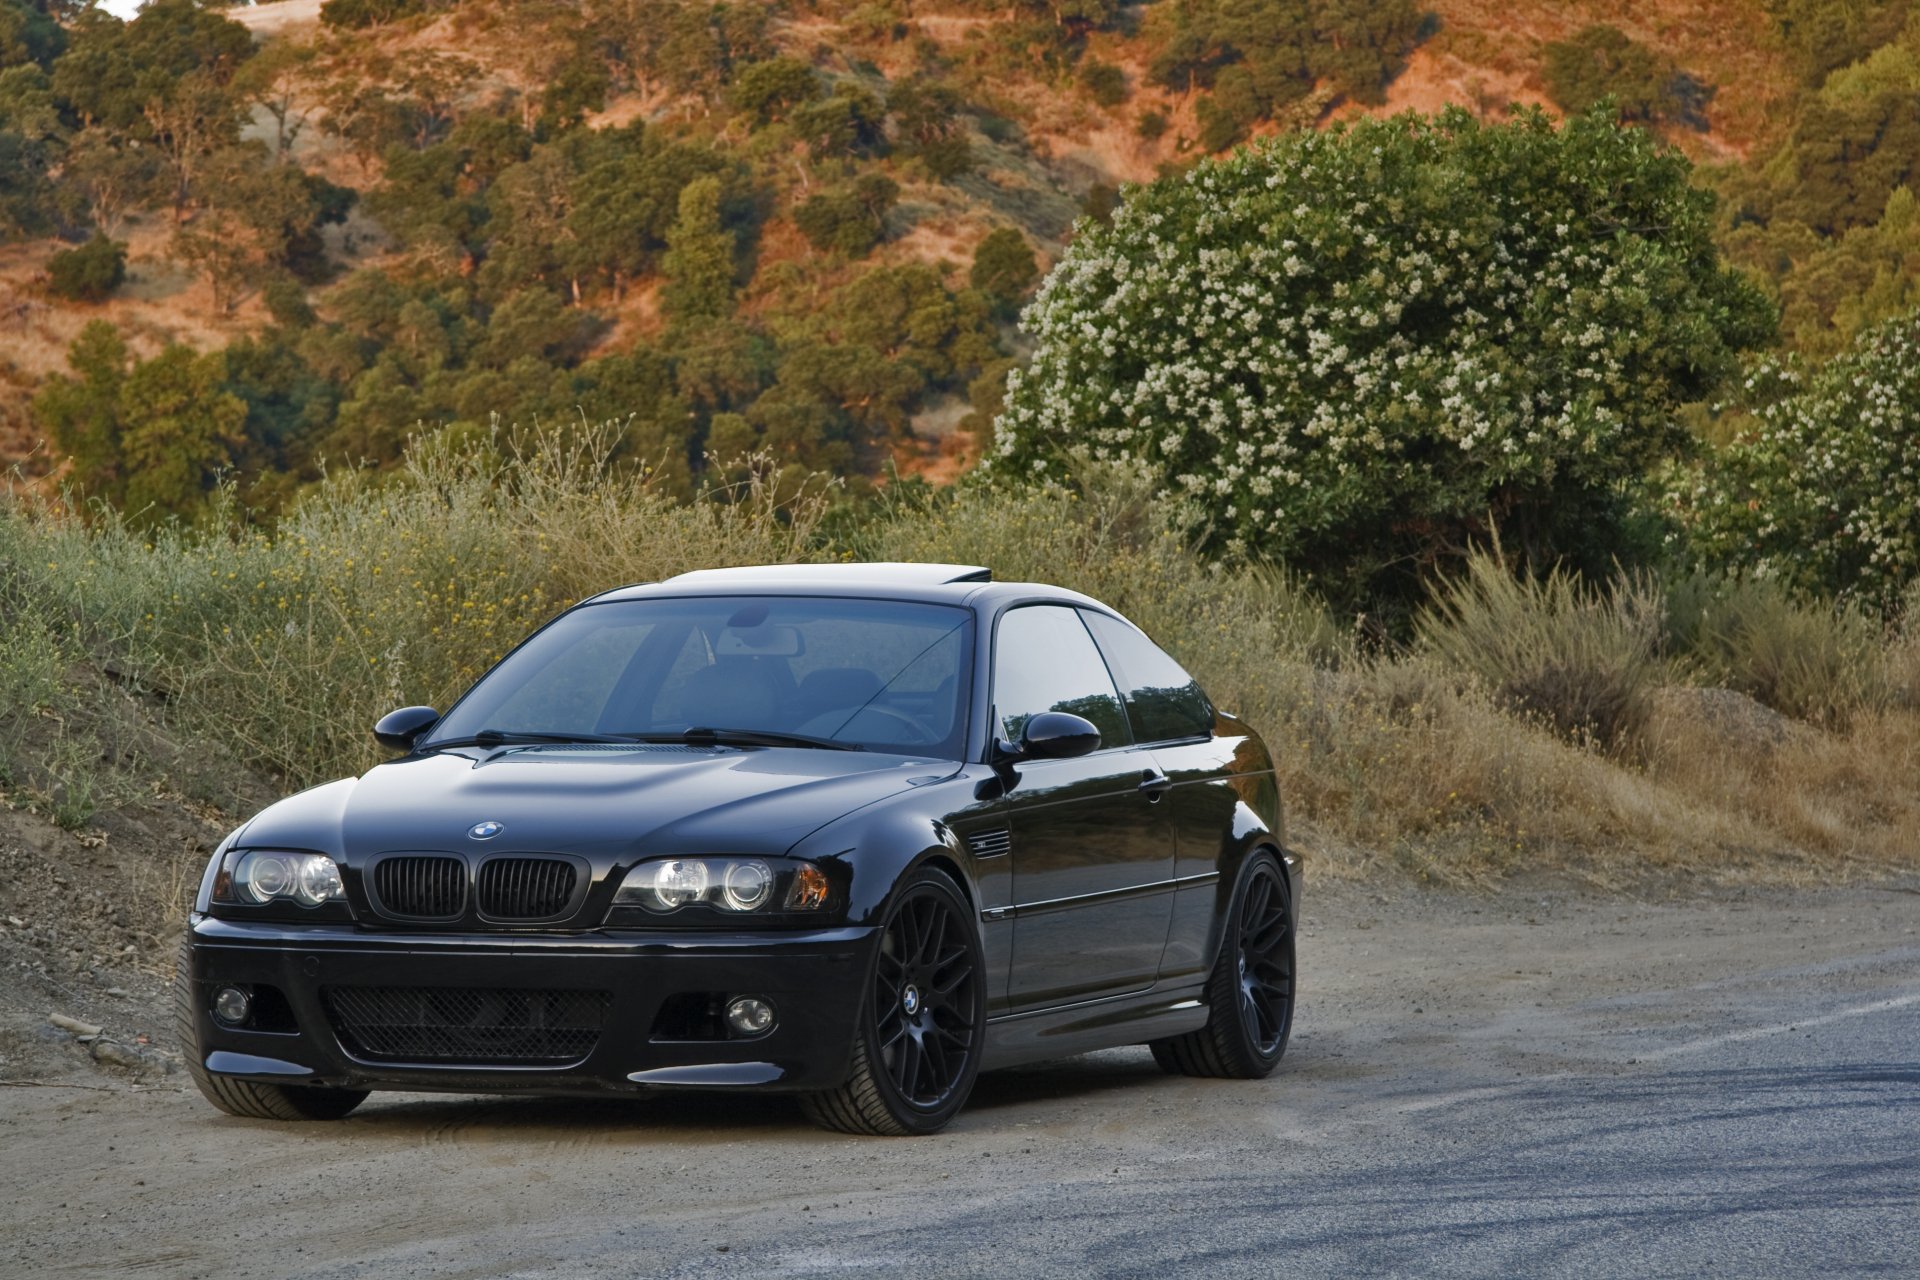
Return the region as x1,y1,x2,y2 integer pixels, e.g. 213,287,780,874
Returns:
426,595,973,758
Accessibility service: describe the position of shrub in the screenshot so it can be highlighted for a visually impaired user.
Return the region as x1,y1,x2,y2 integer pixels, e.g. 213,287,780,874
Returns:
993,108,1774,612
1665,576,1890,727
1080,60,1128,107
792,173,898,256
1668,308,1920,608
46,234,126,303
969,227,1037,310
1541,25,1706,127
6,426,821,788
1417,553,1662,750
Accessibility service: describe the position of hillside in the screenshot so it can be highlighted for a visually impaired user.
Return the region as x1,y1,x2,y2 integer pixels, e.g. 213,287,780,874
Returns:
4,0,1913,517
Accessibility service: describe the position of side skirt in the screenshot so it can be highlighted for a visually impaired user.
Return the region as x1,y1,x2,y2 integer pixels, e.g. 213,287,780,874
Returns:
980,983,1210,1072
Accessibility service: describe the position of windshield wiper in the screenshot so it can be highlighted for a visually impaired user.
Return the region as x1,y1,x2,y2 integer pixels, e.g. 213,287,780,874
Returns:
678,726,866,752
425,729,643,751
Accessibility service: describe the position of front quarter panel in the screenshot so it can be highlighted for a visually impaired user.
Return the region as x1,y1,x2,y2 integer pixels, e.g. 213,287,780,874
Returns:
787,765,1011,1005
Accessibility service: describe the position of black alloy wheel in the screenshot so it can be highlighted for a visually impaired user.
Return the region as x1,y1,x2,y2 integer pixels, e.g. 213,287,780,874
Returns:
1150,850,1295,1078
801,868,984,1135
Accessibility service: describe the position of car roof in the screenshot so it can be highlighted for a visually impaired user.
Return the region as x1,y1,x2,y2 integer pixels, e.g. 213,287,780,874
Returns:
582,563,1119,615
666,562,991,587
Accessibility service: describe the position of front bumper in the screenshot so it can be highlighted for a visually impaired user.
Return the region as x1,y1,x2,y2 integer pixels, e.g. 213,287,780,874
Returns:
183,914,877,1095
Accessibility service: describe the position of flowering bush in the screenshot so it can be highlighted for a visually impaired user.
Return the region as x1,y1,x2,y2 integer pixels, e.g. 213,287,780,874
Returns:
992,107,1773,604
1667,308,1920,608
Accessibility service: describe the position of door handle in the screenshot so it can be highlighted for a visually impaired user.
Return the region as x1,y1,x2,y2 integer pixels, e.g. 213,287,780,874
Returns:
1138,769,1172,802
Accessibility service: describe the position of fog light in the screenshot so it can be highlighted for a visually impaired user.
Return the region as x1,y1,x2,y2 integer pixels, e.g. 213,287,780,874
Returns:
725,996,775,1038
212,986,252,1027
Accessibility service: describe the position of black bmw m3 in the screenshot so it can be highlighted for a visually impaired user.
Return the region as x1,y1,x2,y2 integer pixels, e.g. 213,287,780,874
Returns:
179,563,1300,1135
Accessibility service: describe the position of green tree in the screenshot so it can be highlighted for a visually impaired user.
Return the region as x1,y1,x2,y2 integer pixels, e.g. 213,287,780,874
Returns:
731,56,820,125
793,80,887,159
0,0,64,71
969,227,1038,312
117,344,248,523
792,172,898,256
1764,0,1912,85
888,76,975,179
992,108,1775,607
1149,0,1425,148
46,233,127,302
34,320,131,504
661,176,735,332
1669,307,1920,605
1542,25,1710,128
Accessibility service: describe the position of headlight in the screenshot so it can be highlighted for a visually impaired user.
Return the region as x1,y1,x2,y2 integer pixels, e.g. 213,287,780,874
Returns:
614,857,830,915
231,851,347,907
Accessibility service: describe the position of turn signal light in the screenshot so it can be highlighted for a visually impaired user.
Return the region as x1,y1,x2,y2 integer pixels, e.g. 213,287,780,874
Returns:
785,863,830,911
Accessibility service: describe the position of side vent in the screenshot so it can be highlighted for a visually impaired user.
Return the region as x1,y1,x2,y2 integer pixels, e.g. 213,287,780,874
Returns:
967,828,1012,859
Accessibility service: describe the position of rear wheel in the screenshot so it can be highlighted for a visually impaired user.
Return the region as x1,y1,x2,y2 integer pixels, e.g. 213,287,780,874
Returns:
800,868,984,1136
174,938,369,1121
1150,850,1294,1079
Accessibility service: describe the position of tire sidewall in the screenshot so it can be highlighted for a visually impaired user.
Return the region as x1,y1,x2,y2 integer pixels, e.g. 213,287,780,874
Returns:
860,866,986,1133
1221,850,1293,1070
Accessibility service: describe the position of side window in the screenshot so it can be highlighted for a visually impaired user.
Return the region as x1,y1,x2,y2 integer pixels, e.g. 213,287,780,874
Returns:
1081,611,1214,743
992,606,1132,750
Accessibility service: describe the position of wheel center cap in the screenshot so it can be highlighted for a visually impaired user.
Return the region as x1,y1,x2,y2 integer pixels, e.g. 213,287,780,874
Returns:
902,984,921,1016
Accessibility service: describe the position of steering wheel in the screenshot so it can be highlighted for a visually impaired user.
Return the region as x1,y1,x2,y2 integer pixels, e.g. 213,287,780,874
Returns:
838,704,938,746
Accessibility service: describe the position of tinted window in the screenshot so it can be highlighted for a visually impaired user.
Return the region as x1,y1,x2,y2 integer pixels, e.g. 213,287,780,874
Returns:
1082,611,1214,743
428,596,971,758
991,606,1132,749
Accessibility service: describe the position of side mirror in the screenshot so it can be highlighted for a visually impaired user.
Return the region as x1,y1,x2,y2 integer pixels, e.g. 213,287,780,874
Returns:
373,705,440,753
1015,711,1101,760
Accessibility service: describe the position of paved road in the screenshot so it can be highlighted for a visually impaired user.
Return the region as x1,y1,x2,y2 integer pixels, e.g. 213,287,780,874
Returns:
4,884,1917,1278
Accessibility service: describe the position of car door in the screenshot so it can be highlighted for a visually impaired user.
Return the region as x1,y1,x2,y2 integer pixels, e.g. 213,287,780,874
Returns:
993,604,1177,1012
1079,609,1246,988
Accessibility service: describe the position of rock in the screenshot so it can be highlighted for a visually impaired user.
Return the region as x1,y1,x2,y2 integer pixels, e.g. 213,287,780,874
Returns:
49,1013,104,1037
91,1039,147,1071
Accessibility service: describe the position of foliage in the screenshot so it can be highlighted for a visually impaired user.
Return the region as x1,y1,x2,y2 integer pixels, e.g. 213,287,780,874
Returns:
732,55,820,124
46,232,126,302
994,108,1774,609
33,322,248,523
1078,59,1126,107
1664,574,1891,726
1541,25,1712,129
969,226,1037,311
1666,308,1920,608
661,176,737,333
792,172,898,256
1417,551,1661,751
1149,0,1425,149
3,427,821,787
887,75,974,179
1764,0,1912,85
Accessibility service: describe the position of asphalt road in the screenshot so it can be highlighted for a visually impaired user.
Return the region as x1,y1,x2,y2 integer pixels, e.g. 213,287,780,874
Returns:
4,882,1917,1278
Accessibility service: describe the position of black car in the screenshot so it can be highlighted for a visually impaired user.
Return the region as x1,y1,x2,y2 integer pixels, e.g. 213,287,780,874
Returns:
178,563,1299,1135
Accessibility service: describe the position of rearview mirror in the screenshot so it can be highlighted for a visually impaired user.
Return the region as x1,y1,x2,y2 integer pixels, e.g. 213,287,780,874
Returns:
1017,711,1101,760
373,705,440,752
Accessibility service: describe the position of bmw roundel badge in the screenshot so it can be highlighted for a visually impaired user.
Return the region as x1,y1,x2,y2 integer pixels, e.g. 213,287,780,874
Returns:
468,820,505,840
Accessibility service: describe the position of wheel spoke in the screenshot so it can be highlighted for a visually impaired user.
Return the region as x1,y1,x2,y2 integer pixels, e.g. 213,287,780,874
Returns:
923,903,947,967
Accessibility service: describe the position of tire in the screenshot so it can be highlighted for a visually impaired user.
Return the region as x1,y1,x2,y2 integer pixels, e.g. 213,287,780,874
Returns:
800,867,985,1136
174,937,369,1121
1150,850,1295,1079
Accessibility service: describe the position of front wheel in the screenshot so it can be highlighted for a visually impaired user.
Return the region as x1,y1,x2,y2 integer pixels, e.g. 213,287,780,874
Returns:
800,868,985,1135
1150,850,1295,1078
174,938,369,1121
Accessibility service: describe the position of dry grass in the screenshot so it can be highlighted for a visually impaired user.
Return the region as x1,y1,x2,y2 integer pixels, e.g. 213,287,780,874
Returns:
4,431,1917,891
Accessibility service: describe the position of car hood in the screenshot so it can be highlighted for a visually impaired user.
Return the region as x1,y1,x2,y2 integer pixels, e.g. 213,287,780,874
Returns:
236,744,955,862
